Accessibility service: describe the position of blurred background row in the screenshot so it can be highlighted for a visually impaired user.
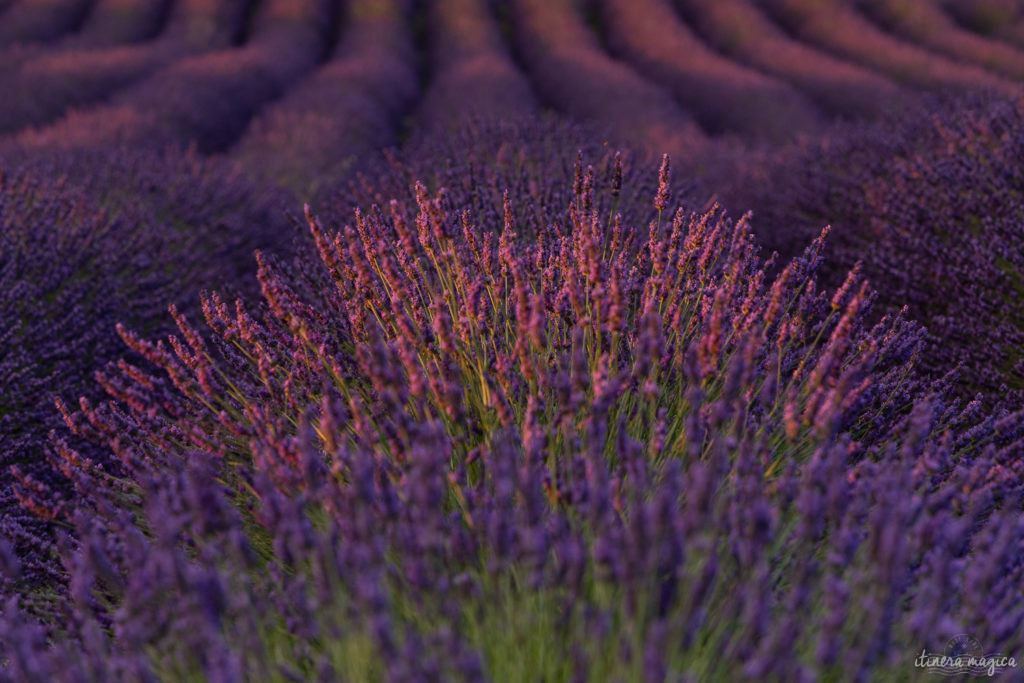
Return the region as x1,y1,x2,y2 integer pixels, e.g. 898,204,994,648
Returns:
1,0,1023,198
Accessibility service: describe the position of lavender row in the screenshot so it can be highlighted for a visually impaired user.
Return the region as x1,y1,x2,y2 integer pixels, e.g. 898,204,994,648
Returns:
0,0,93,48
598,0,823,143
12,0,334,153
142,0,251,48
507,0,707,163
412,0,539,137
232,0,418,201
672,0,913,119
1,0,170,54
0,0,252,137
56,0,171,48
4,155,1023,680
857,0,1024,80
943,0,1024,50
760,0,1018,94
726,93,1024,402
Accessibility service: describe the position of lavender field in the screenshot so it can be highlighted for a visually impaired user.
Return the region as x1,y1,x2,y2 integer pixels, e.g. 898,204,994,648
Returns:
2,1,1024,681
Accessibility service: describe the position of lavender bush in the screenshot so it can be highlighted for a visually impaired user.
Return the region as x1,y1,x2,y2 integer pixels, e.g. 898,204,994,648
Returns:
3,156,1023,680
3,5,1024,681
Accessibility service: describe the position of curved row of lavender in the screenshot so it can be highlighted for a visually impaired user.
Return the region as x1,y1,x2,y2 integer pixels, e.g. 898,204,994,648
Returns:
507,0,708,162
727,93,1024,405
0,0,94,47
3,0,1024,160
0,0,176,90
2,155,1023,680
598,0,824,143
858,0,1024,80
943,0,1024,49
413,0,539,135
0,0,252,136
11,0,336,153
760,0,1019,94
231,0,419,200
0,0,169,52
671,0,913,119
0,146,291,597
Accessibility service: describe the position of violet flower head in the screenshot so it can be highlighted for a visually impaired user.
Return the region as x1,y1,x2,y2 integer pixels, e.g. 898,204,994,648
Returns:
654,153,671,212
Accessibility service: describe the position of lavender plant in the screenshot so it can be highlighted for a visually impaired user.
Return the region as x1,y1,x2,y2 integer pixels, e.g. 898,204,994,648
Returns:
6,155,1023,681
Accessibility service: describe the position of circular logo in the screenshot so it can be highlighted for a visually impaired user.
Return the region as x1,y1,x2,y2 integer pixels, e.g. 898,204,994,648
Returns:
945,634,984,660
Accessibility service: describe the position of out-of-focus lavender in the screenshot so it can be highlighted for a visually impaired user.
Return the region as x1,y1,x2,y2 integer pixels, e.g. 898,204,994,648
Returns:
726,93,1024,402
507,0,708,161
760,0,1019,94
413,0,539,136
0,0,94,48
0,0,172,55
943,0,1024,49
672,0,913,119
232,0,419,200
59,0,172,48
331,117,689,243
598,0,823,142
2,3,1024,680
0,146,291,598
147,0,252,48
5,157,1022,680
0,0,253,137
0,0,236,77
13,0,335,153
858,0,1024,80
